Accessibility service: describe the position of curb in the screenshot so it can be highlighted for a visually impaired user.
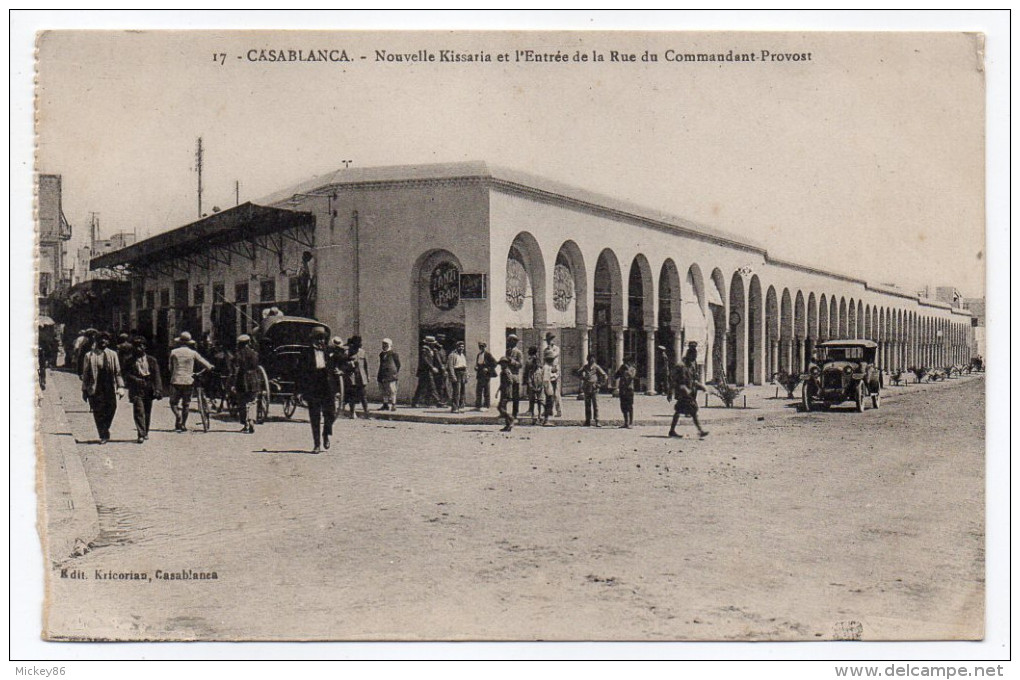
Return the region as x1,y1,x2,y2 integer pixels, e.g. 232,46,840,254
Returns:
38,373,100,564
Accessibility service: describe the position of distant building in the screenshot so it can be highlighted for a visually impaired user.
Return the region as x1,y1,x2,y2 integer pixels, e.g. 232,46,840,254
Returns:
960,297,985,359
75,229,137,283
935,286,963,306
37,174,73,314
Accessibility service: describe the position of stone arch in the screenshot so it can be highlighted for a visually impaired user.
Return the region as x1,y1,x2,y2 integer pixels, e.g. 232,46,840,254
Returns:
552,240,588,329
765,285,780,377
748,275,764,385
657,259,683,389
707,268,728,381
626,254,656,389
829,296,839,339
412,248,466,356
780,288,794,373
505,231,548,331
592,248,624,372
818,294,829,343
728,271,747,384
794,291,807,371
682,264,708,376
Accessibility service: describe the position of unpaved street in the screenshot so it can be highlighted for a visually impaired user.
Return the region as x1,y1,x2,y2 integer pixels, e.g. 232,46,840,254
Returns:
43,373,984,641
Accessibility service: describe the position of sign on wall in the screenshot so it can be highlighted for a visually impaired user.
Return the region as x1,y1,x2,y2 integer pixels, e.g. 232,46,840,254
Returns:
460,273,487,300
430,262,461,310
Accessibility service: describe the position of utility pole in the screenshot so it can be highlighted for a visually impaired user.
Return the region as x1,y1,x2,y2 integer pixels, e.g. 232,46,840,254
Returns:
88,212,99,247
196,136,204,218
235,180,240,206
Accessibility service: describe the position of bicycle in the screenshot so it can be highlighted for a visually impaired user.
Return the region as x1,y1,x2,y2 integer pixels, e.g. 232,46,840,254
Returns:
192,368,212,433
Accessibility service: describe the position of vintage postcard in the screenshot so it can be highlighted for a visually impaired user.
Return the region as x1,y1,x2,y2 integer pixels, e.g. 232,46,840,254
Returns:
33,29,986,642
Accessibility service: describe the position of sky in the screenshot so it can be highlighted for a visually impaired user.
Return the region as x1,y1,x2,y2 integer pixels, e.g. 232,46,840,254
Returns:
35,28,986,297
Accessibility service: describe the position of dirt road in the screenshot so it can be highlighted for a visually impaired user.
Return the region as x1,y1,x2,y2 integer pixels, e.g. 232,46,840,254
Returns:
42,373,984,641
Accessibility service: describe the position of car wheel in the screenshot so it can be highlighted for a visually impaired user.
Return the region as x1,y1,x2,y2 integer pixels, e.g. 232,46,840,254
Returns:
854,383,865,413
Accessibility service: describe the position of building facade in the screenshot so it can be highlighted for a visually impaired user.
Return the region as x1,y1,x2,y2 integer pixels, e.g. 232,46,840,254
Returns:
93,162,978,400
37,174,73,312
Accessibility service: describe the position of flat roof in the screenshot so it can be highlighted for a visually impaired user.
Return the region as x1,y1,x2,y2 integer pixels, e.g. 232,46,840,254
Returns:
90,202,313,269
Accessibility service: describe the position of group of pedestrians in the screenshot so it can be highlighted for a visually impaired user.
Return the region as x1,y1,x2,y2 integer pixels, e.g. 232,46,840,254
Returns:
64,324,709,447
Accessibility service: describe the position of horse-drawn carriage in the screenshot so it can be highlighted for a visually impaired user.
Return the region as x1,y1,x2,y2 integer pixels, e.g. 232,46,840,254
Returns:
250,315,344,422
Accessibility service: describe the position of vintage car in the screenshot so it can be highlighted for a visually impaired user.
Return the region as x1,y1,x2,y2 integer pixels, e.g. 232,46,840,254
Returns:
800,339,882,412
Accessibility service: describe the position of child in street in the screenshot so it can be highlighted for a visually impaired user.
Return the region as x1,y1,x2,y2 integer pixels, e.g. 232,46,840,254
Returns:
614,358,637,428
524,346,543,424
576,354,608,427
539,349,559,425
496,357,515,432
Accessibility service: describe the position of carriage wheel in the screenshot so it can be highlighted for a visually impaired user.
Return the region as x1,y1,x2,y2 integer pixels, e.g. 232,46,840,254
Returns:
256,366,271,424
283,395,298,419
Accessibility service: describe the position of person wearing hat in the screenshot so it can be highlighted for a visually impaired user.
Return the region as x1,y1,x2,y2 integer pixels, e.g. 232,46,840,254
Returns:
668,345,709,439
168,331,214,432
542,331,562,417
343,335,370,419
80,331,125,444
377,338,401,411
411,336,442,408
447,340,469,413
495,357,515,432
115,332,134,374
297,326,341,452
123,336,163,443
506,333,524,420
539,348,560,426
576,353,607,427
473,341,497,410
234,334,260,433
434,334,451,405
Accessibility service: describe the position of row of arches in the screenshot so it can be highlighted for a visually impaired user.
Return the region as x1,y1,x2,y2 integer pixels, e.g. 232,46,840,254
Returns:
498,232,973,390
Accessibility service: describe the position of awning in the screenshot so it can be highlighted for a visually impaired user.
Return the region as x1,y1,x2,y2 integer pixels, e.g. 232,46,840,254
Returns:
681,300,709,341
706,283,724,307
90,202,314,270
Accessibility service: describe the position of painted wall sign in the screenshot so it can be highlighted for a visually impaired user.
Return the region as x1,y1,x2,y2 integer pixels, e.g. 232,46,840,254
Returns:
430,261,461,310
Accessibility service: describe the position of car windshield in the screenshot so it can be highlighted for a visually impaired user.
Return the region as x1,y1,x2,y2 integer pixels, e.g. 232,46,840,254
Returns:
816,346,865,361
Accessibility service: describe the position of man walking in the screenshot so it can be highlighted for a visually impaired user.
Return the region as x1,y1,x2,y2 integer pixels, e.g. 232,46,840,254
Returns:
543,332,562,417
168,331,213,432
234,334,260,433
298,327,341,452
506,333,524,420
343,335,370,419
80,332,124,444
377,338,401,411
123,337,163,443
447,340,468,413
411,336,442,408
473,341,497,410
577,353,607,427
668,346,709,439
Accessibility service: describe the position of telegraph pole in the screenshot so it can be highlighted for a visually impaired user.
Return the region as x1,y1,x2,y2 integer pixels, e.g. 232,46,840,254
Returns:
235,180,240,206
196,137,204,218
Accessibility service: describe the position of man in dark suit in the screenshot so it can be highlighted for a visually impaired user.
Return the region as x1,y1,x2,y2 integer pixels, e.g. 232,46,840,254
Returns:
296,326,341,452
122,337,164,443
473,341,497,410
411,336,442,408
80,332,124,444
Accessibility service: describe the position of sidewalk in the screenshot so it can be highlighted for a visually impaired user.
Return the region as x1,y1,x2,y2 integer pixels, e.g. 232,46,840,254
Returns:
37,369,100,565
362,373,983,427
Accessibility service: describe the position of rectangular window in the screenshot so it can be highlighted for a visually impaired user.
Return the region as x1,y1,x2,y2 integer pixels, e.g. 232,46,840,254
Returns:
260,279,276,303
145,290,155,309
159,289,170,307
174,279,189,307
235,282,249,304
288,276,301,300
193,284,205,305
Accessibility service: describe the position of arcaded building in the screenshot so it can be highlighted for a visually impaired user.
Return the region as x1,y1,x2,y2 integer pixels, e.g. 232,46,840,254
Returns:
93,162,976,401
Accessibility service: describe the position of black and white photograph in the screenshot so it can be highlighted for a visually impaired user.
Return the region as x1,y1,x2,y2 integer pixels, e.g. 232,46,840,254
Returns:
15,13,1007,663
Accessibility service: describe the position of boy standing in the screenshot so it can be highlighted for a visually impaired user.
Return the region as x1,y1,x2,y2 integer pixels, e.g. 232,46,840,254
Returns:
577,354,607,427
496,357,515,432
614,358,637,428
